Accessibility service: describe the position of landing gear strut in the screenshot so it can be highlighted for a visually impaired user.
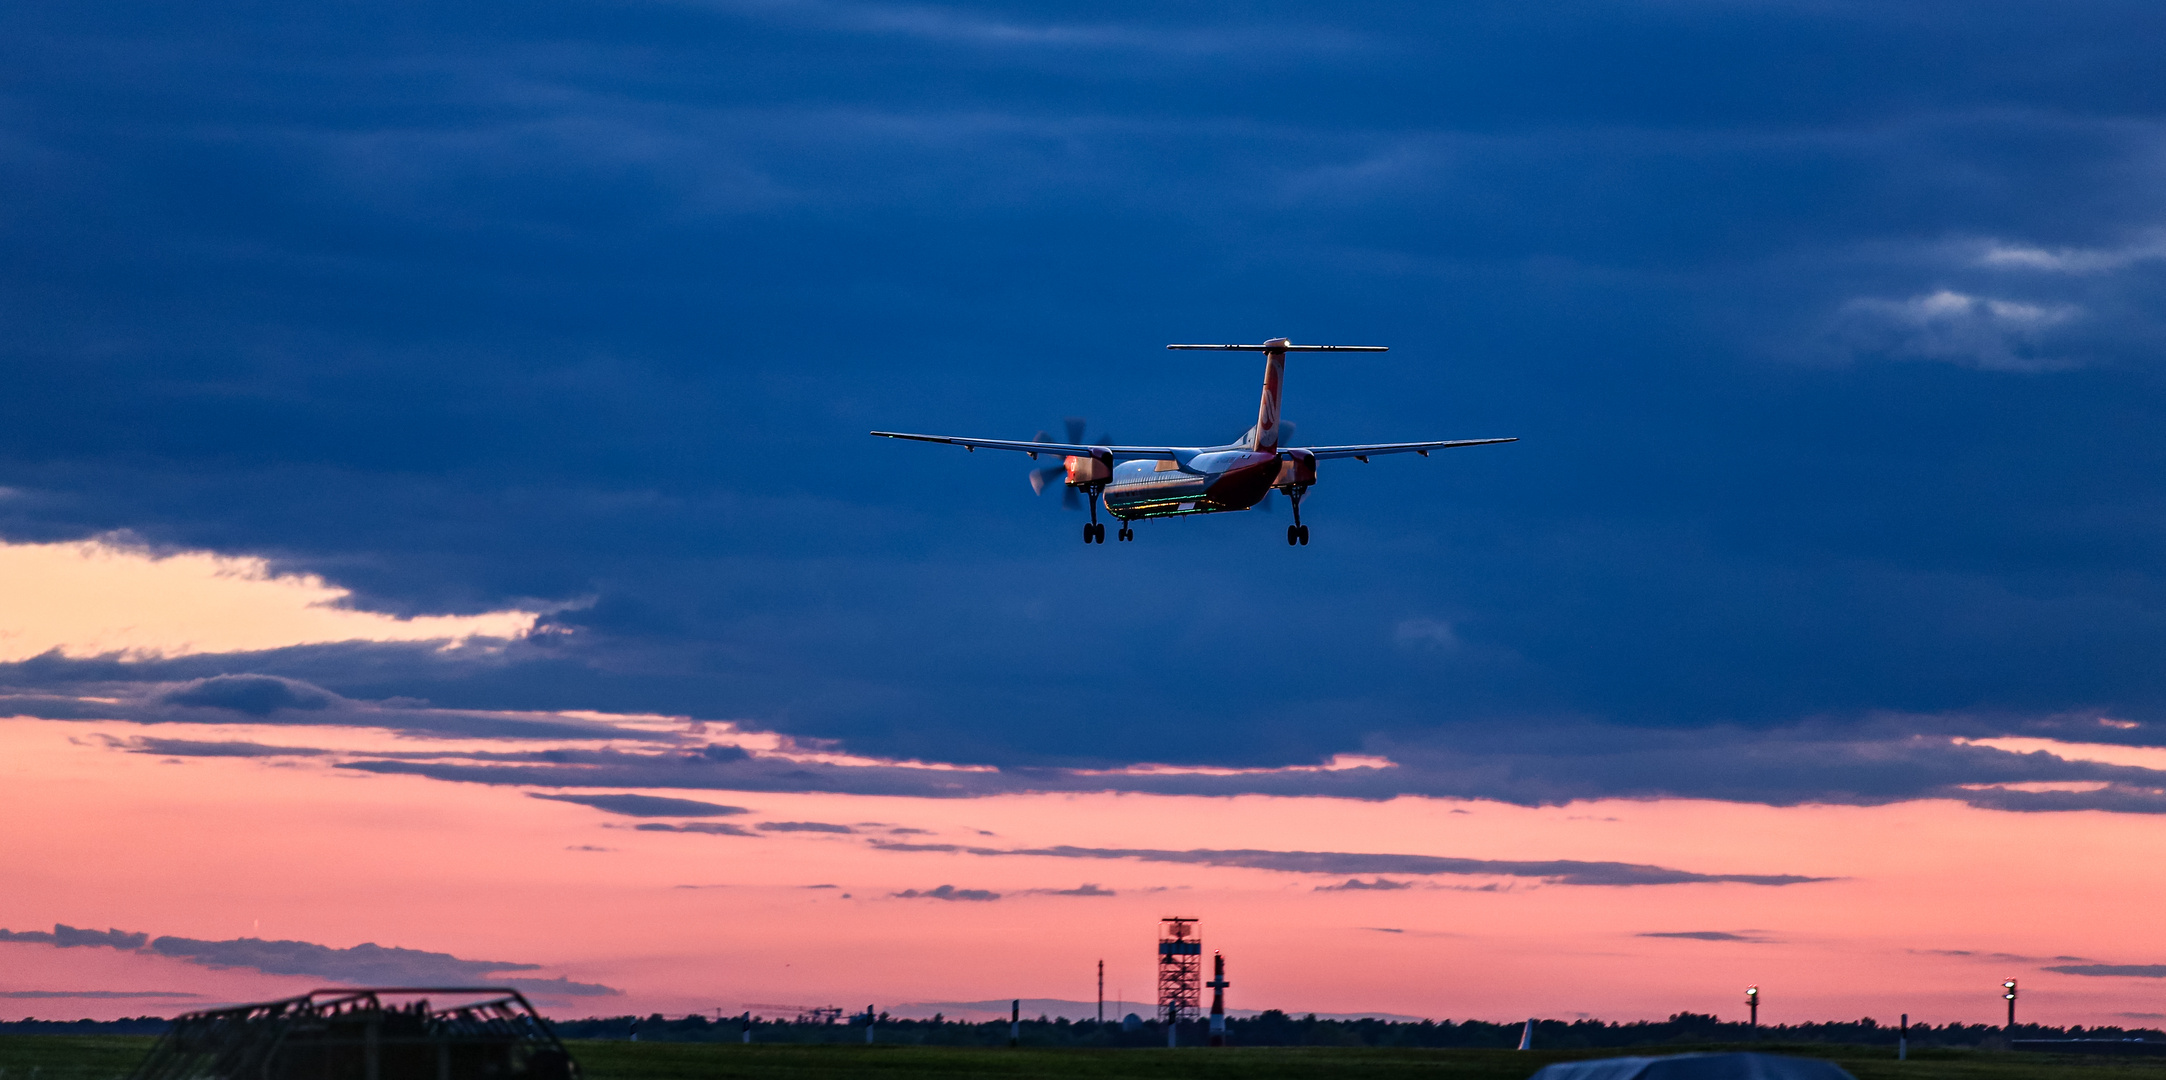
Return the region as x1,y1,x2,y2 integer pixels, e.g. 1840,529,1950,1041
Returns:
1082,486,1108,544
1285,487,1310,546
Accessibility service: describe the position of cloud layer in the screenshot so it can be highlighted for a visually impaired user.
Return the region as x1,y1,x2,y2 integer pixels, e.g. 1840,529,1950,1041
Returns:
528,792,750,818
0,924,617,996
892,885,1000,902
4,0,2166,802
868,841,1823,888
47,694,2166,815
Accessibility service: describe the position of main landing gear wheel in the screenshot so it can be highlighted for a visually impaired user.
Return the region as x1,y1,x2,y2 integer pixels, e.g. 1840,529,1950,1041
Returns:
1082,488,1108,544
1286,487,1310,546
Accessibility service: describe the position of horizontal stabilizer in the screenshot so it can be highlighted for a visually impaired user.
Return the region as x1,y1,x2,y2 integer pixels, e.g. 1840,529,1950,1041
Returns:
1167,343,1387,352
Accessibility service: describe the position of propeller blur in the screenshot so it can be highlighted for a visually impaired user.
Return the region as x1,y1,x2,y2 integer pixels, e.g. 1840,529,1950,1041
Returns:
871,338,1515,545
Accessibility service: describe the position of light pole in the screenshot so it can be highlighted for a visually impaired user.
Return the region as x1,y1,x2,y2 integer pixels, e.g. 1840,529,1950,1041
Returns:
2003,979,2017,1031
1206,951,1229,1047
1745,986,1759,1029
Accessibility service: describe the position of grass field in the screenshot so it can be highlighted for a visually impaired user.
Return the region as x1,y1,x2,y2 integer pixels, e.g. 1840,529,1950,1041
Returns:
10,1036,2166,1080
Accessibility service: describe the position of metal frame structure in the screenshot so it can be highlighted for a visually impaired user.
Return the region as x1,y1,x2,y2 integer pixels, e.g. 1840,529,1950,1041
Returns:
127,987,577,1080
1157,918,1201,1027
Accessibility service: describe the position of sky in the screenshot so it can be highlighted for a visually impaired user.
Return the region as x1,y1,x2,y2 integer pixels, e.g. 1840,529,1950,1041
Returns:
6,0,2166,1027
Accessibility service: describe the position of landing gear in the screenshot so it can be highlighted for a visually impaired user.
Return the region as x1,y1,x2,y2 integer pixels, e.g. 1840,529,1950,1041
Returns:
1286,486,1310,546
1117,526,1133,542
1083,522,1105,544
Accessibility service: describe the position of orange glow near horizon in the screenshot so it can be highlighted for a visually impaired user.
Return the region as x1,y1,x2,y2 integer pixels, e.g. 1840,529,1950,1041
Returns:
0,539,538,661
5,717,2166,1026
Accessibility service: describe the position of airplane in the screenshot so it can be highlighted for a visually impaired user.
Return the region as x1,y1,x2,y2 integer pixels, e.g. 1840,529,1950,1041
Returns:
870,338,1515,545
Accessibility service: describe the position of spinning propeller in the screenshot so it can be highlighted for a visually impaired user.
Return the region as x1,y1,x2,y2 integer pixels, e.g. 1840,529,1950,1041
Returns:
1027,417,1105,510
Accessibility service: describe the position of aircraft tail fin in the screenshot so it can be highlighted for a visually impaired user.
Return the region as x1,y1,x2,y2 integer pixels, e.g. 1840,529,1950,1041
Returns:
1166,339,1387,452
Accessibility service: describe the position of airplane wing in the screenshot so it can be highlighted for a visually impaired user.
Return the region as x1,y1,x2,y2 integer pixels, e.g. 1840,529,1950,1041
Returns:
870,431,1184,461
1295,437,1517,462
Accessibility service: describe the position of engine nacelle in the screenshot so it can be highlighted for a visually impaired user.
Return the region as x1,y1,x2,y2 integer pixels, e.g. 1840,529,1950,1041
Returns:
1065,451,1113,486
1273,449,1316,489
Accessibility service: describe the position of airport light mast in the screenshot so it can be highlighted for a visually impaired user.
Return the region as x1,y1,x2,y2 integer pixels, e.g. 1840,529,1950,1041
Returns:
1745,985,1759,1028
1206,952,1229,1047
2004,979,2018,1029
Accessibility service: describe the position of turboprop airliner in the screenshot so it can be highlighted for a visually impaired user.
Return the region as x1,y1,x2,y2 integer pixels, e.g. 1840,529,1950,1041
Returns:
871,339,1515,545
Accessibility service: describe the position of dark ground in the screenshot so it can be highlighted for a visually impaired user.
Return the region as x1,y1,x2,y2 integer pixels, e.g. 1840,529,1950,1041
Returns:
10,1036,2166,1080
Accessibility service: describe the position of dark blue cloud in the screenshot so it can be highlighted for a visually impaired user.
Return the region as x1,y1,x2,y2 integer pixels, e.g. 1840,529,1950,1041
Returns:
161,676,333,716
0,925,149,949
893,885,1001,902
632,821,758,836
70,701,2166,811
2047,964,2166,978
1315,879,1411,892
868,841,1826,887
527,792,749,817
0,923,616,996
3,0,2166,785
1039,883,1115,896
0,667,676,740
124,738,331,758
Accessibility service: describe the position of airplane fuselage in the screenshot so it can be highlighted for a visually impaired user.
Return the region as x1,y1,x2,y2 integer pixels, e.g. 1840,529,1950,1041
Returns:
1100,449,1281,520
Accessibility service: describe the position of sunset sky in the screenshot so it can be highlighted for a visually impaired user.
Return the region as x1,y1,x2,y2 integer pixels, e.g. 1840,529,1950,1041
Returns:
7,0,2166,1029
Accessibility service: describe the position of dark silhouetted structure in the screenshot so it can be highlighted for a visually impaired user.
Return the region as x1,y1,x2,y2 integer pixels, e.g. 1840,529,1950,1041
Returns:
1206,951,1228,1046
1157,917,1201,1038
127,988,576,1080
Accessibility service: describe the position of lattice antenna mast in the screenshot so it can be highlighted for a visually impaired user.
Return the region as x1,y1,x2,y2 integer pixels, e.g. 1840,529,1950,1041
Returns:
1157,917,1202,1027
